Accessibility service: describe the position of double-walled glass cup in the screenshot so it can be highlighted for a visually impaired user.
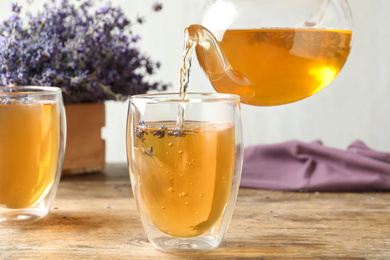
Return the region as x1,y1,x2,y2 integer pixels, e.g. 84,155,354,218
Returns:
0,86,66,221
127,93,243,253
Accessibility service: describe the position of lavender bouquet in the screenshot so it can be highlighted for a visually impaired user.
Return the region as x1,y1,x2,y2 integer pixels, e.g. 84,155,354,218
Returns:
0,0,167,104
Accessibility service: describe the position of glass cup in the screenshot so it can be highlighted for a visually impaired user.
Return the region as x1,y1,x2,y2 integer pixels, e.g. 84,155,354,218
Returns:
0,86,66,221
126,93,243,253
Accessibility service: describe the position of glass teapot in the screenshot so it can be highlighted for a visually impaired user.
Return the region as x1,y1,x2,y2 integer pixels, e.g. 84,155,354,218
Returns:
186,0,354,106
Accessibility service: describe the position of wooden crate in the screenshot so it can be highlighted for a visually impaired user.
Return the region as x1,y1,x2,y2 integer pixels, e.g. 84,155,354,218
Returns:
62,103,105,175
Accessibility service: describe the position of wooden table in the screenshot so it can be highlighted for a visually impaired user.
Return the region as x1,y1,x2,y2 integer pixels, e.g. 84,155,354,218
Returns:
1,164,389,259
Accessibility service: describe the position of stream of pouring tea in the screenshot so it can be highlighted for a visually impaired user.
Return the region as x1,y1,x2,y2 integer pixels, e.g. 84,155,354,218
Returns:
176,30,196,127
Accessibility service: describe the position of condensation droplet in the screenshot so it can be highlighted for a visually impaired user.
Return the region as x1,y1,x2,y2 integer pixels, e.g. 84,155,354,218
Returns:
178,150,183,154
181,192,188,197
169,187,175,192
180,174,184,177
185,202,189,206
199,194,203,198
161,206,165,209
166,152,169,155
168,143,173,147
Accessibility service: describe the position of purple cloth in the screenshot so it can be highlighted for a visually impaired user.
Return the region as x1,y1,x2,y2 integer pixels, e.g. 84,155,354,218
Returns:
241,140,390,192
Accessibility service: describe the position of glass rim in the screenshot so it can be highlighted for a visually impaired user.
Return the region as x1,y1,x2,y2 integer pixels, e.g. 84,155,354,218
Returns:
0,86,62,96
130,92,241,103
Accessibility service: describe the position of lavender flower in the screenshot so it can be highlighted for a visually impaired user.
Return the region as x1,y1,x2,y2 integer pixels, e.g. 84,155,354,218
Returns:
0,0,168,104
152,2,163,12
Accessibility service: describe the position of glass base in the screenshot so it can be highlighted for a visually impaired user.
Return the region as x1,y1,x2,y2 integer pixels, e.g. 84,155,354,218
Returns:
0,208,49,222
150,236,220,254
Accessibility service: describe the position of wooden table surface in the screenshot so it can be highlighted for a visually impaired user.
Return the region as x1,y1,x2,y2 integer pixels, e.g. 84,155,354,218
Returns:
1,164,389,259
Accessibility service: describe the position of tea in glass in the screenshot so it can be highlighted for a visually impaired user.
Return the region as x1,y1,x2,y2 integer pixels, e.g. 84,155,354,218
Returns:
127,93,243,253
0,87,66,221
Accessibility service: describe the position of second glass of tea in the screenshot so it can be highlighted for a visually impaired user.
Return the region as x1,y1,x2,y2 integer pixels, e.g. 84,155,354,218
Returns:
0,86,66,221
127,93,243,253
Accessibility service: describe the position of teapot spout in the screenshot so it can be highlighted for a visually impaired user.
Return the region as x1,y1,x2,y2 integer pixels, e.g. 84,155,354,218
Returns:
185,25,255,102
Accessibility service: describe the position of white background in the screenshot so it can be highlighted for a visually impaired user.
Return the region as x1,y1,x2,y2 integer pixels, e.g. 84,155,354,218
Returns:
1,0,389,163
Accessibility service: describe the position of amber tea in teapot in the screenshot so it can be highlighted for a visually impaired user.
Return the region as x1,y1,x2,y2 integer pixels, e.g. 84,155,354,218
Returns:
185,25,353,106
